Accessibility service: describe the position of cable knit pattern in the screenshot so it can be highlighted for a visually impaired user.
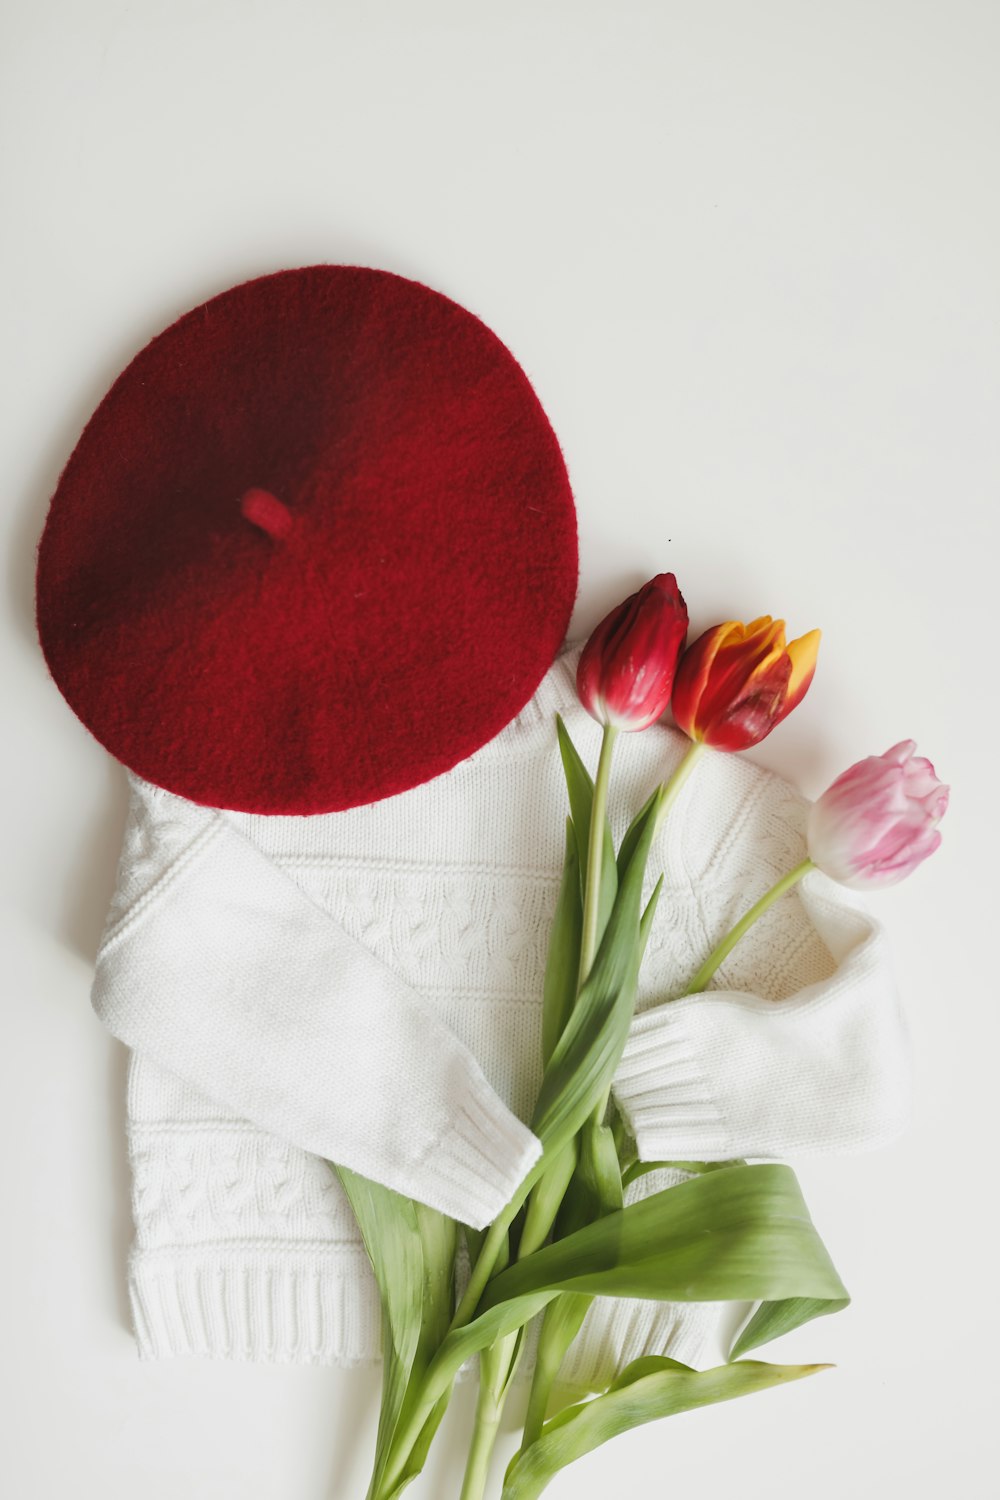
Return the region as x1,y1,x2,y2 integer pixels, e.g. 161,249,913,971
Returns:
92,641,910,1373
102,783,216,938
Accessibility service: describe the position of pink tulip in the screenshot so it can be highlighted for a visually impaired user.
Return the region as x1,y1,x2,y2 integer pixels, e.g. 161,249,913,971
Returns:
577,573,689,731
807,741,949,889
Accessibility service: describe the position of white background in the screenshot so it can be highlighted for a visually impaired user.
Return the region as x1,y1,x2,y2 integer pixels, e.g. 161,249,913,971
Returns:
3,2,998,1496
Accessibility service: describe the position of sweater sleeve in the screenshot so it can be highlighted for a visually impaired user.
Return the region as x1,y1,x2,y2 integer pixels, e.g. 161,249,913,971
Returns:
91,776,541,1229
612,762,912,1163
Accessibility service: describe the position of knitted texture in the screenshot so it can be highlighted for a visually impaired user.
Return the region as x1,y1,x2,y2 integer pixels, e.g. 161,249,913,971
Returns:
94,643,910,1379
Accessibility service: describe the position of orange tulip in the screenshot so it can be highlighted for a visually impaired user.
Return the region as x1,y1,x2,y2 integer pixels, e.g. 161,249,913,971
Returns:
672,616,820,750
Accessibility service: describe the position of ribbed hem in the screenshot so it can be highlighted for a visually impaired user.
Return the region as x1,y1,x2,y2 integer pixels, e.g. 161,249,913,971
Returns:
560,1297,718,1393
418,1080,542,1229
128,1244,719,1381
128,1246,381,1364
614,1007,732,1160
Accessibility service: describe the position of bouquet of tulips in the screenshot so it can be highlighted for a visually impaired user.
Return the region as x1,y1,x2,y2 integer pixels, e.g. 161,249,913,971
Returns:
332,575,947,1500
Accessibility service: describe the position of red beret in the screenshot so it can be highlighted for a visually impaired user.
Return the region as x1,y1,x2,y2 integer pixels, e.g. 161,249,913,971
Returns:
36,266,578,814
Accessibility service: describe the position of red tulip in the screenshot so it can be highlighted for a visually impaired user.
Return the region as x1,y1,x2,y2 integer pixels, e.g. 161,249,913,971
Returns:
672,616,820,750
576,574,689,731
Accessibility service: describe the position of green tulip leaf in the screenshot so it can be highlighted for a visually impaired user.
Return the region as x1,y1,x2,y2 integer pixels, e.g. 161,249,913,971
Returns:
559,1118,624,1232
523,1289,596,1446
334,1169,423,1495
638,874,664,961
616,787,661,881
334,1168,456,1499
399,788,665,1474
419,1164,846,1406
413,1199,458,1365
524,841,662,1260
462,1222,486,1266
379,1390,452,1500
484,1163,846,1312
519,1140,578,1260
502,1357,830,1499
531,792,662,1161
523,1119,625,1440
555,715,617,931
541,820,584,1068
482,1325,527,1405
730,1294,849,1360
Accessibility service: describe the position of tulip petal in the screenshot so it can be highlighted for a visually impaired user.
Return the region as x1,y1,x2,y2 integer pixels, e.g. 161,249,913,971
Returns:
705,653,793,751
743,616,780,642
778,629,821,720
577,574,689,731
673,616,819,750
807,742,949,889
694,627,786,736
671,622,740,739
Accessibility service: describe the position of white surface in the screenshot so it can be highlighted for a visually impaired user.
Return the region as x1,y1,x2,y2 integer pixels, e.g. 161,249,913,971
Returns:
3,2,997,1496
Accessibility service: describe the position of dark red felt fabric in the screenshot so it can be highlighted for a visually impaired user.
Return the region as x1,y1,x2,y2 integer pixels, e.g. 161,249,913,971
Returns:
36,266,578,814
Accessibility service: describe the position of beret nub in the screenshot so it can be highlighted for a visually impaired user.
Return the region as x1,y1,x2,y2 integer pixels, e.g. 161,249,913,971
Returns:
36,265,578,814
239,489,294,541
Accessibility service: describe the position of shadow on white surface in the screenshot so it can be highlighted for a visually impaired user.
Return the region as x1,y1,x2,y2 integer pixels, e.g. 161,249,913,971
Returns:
55,758,130,961
101,1038,135,1339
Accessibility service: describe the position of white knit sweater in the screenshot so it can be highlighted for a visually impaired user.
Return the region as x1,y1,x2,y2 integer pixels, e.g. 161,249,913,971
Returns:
92,642,910,1381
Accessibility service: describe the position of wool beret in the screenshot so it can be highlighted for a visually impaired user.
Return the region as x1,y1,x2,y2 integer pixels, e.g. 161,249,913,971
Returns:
36,266,578,814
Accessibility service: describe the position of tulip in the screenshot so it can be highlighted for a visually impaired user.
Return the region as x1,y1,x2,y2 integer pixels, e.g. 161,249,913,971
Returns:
672,616,821,751
683,740,949,996
576,573,689,732
807,741,949,890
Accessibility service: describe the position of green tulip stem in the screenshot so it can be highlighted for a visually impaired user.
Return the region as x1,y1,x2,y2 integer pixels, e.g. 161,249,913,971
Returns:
377,1156,546,1495
454,1173,533,1329
458,1331,520,1500
521,1309,568,1450
458,1403,500,1500
683,858,814,996
587,738,706,1129
519,738,710,1457
383,739,733,1494
459,1399,501,1500
387,718,621,1490
578,723,618,987
652,738,708,839
450,718,624,1492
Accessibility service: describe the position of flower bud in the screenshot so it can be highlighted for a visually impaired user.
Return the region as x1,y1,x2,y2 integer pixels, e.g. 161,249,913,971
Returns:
672,616,820,751
807,741,949,889
576,573,689,731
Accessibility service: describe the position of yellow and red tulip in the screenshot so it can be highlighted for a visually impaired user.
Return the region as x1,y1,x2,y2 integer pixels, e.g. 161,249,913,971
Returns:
576,573,689,732
672,616,820,751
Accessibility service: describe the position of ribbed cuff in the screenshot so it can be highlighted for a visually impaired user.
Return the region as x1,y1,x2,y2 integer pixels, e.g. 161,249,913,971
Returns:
614,1006,732,1161
418,1080,542,1229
